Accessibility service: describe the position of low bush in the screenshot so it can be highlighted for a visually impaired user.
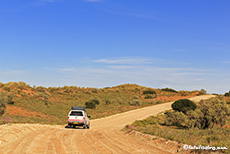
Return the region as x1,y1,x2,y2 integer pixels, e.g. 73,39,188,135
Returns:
132,116,159,127
63,88,72,93
171,99,197,114
2,86,11,92
129,100,141,106
224,91,230,97
143,90,156,95
164,110,187,127
85,99,100,109
162,88,178,93
17,81,30,90
91,88,98,93
0,82,4,88
145,95,153,99
0,92,13,116
194,97,230,128
0,103,5,116
85,101,96,109
199,89,207,95
145,94,157,99
35,86,46,93
133,96,139,99
91,99,100,105
34,92,49,102
105,100,112,105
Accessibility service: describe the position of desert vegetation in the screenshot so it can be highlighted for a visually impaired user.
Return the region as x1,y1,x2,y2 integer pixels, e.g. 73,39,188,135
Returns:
171,99,197,114
125,96,230,153
0,81,199,125
225,91,230,97
85,99,100,109
0,92,13,116
161,88,178,93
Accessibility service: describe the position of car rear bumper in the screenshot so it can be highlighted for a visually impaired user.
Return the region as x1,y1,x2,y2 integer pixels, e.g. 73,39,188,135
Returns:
68,119,85,126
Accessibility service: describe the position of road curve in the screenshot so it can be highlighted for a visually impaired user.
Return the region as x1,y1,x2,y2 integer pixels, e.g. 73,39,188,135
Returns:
0,95,214,154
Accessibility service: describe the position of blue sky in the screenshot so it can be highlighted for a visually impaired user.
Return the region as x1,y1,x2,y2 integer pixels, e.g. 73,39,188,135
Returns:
0,0,229,94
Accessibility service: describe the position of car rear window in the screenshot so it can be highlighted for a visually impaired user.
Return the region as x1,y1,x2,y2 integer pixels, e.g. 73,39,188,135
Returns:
70,111,83,116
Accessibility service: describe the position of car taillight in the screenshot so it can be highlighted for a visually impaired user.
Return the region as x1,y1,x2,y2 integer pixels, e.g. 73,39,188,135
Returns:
83,117,85,119
68,117,69,119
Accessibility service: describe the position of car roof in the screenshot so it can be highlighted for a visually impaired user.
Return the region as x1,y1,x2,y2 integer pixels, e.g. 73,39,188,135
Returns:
69,110,87,114
71,106,86,111
70,110,84,112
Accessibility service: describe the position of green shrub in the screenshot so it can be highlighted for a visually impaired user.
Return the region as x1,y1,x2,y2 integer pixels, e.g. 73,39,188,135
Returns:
85,101,96,109
162,88,178,93
156,100,162,104
85,91,91,94
0,102,5,116
133,96,139,99
224,91,230,96
85,99,100,109
2,86,11,92
129,100,141,106
17,81,30,90
143,90,156,95
145,94,157,99
91,88,98,93
132,116,159,127
145,95,153,99
35,86,46,92
164,110,187,127
180,91,187,96
48,87,57,93
34,92,49,102
105,100,112,105
0,82,4,88
0,92,13,116
184,98,230,129
63,88,72,93
91,99,100,105
195,97,230,129
172,99,197,114
199,89,207,95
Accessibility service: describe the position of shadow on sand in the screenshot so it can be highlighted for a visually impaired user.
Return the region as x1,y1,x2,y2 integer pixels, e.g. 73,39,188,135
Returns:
64,125,85,129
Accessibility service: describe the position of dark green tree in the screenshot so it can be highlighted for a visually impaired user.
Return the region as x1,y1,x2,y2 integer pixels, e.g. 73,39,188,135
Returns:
172,99,197,114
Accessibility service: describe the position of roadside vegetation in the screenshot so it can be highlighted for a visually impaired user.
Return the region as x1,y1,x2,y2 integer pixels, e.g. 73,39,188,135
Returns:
0,82,199,125
125,96,230,153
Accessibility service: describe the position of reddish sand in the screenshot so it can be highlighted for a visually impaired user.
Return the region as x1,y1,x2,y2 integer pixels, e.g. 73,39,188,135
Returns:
6,105,50,118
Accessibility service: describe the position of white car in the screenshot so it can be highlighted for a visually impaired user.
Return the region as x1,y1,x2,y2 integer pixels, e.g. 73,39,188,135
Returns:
67,106,90,129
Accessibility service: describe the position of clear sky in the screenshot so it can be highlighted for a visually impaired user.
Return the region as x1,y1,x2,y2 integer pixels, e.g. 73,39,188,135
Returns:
0,0,229,94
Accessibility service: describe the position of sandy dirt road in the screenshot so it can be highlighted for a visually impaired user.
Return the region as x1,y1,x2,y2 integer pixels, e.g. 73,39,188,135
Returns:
0,95,214,154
